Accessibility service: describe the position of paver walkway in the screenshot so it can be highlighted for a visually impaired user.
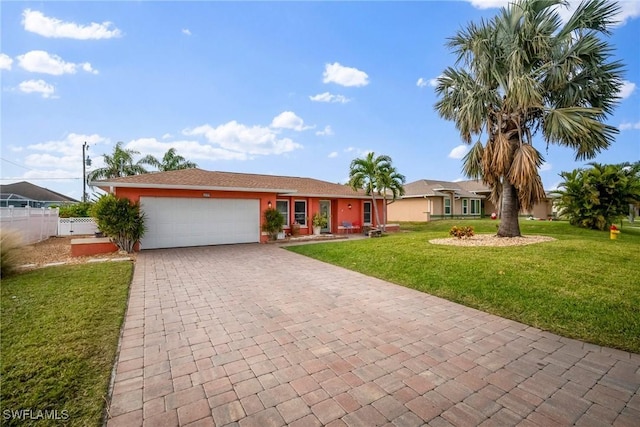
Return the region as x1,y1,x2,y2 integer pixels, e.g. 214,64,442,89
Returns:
107,245,640,426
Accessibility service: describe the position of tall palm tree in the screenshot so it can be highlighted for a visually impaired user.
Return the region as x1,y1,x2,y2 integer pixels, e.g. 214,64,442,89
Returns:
348,152,392,229
87,141,150,182
434,0,624,237
140,148,197,171
378,165,406,231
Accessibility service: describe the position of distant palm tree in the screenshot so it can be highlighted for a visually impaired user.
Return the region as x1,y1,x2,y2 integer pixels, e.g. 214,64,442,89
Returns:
378,165,405,231
140,148,197,171
87,141,150,182
349,152,393,229
434,0,624,237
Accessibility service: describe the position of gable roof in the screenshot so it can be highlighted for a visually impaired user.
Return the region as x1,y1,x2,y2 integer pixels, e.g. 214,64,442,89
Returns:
92,168,372,199
0,181,78,203
401,179,486,199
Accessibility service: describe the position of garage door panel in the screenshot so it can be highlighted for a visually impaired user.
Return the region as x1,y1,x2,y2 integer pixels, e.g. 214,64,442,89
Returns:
140,197,259,249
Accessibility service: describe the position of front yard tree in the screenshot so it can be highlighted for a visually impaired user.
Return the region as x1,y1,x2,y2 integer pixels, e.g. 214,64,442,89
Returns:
349,152,404,229
140,148,198,171
88,141,151,181
554,162,640,230
434,0,624,237
378,165,406,231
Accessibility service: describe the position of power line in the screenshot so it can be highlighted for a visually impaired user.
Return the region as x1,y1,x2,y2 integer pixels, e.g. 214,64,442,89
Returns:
0,177,81,180
0,157,35,171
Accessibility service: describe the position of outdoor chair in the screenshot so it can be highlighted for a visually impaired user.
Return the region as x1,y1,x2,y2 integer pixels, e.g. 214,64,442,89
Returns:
341,221,354,234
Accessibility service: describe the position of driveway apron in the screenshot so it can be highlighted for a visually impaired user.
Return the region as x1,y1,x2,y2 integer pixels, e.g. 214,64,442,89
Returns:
106,244,640,426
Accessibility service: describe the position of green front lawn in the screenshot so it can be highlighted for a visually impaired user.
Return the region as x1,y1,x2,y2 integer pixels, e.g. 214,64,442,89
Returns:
1,262,133,426
288,220,640,353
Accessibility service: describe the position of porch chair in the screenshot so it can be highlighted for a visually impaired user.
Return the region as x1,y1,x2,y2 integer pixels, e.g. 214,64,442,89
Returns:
341,221,354,234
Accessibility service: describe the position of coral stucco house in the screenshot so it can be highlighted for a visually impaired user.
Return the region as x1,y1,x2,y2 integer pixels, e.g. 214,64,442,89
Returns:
388,179,554,222
93,168,384,249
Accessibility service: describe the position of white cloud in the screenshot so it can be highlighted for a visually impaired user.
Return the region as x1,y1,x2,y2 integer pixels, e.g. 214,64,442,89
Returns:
466,0,508,9
448,144,469,159
127,138,246,161
17,50,98,75
328,151,338,158
271,111,313,131
417,76,441,88
323,62,369,87
162,133,172,139
617,1,640,26
18,79,56,98
540,162,552,172
309,92,351,103
343,147,372,157
416,78,428,88
619,80,636,99
27,133,108,157
22,9,122,39
0,53,13,70
182,29,192,36
316,126,334,136
619,121,640,131
184,120,302,156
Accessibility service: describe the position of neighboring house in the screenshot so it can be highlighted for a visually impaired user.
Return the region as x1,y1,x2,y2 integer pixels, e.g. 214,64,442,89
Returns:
0,181,78,208
388,179,554,222
92,168,385,249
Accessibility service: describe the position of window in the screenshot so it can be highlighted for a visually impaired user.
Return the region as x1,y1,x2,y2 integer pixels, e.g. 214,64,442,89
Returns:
294,200,306,225
276,200,289,225
363,201,372,224
444,198,451,215
462,199,468,215
471,199,481,215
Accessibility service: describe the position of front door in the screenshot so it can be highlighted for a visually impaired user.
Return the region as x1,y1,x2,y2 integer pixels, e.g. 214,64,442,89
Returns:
319,200,331,233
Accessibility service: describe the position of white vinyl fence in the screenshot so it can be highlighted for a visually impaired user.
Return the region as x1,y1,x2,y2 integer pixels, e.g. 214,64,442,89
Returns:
57,217,98,236
0,206,59,245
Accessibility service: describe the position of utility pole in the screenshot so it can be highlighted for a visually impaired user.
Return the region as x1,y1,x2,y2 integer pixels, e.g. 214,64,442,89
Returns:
82,142,91,202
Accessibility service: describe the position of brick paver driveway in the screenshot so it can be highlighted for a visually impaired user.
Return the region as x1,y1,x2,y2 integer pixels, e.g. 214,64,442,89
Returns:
107,245,639,426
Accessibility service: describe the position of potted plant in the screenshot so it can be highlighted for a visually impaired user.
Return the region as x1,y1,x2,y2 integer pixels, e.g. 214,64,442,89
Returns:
261,208,285,241
312,212,328,235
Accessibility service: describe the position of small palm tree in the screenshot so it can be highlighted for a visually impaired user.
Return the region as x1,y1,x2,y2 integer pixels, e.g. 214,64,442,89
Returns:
348,152,393,228
378,165,406,231
87,141,150,182
434,0,624,237
140,148,197,172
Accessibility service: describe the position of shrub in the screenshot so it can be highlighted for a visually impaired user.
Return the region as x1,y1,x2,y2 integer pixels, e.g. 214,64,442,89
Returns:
1,230,23,278
449,225,475,239
261,208,285,241
57,202,93,218
91,194,145,253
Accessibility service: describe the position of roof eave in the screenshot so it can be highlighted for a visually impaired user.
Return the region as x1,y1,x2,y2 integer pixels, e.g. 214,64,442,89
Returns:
92,181,298,194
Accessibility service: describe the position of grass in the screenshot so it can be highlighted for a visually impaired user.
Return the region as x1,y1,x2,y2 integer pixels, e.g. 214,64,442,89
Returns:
287,220,640,353
1,262,133,426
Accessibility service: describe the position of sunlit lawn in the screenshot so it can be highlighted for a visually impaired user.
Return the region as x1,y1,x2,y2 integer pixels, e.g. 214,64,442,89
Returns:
287,220,640,353
1,262,133,426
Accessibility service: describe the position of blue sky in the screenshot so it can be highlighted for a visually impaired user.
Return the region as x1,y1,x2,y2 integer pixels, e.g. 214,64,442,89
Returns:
1,1,639,201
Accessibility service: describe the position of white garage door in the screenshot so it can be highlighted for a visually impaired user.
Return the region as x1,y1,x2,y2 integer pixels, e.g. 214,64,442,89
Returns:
140,197,260,249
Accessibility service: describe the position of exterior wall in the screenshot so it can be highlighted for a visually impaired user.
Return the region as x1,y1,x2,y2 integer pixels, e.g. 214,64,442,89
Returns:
522,199,553,218
111,187,384,243
388,198,430,222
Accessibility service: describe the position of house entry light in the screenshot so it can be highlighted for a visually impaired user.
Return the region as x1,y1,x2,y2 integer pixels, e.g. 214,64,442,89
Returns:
348,203,352,209
267,201,272,209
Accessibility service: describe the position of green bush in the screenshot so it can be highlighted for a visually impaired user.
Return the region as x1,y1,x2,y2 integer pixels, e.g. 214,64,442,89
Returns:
1,230,23,278
261,208,285,241
57,202,93,218
449,225,475,239
91,194,145,253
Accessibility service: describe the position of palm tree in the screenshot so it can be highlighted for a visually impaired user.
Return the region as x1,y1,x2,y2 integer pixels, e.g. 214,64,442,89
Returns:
434,0,624,237
87,141,150,182
378,165,406,231
140,148,197,171
349,152,392,229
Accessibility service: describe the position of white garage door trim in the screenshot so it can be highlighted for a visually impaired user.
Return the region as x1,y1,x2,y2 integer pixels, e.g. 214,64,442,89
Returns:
140,197,260,249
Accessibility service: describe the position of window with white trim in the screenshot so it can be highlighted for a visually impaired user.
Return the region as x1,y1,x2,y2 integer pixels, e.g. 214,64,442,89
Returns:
444,198,451,215
276,200,289,226
363,201,372,224
471,199,481,215
462,199,468,215
294,200,306,225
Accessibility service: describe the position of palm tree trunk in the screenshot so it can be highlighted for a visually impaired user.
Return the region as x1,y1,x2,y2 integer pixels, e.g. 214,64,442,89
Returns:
382,194,387,232
498,180,521,237
371,194,381,229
